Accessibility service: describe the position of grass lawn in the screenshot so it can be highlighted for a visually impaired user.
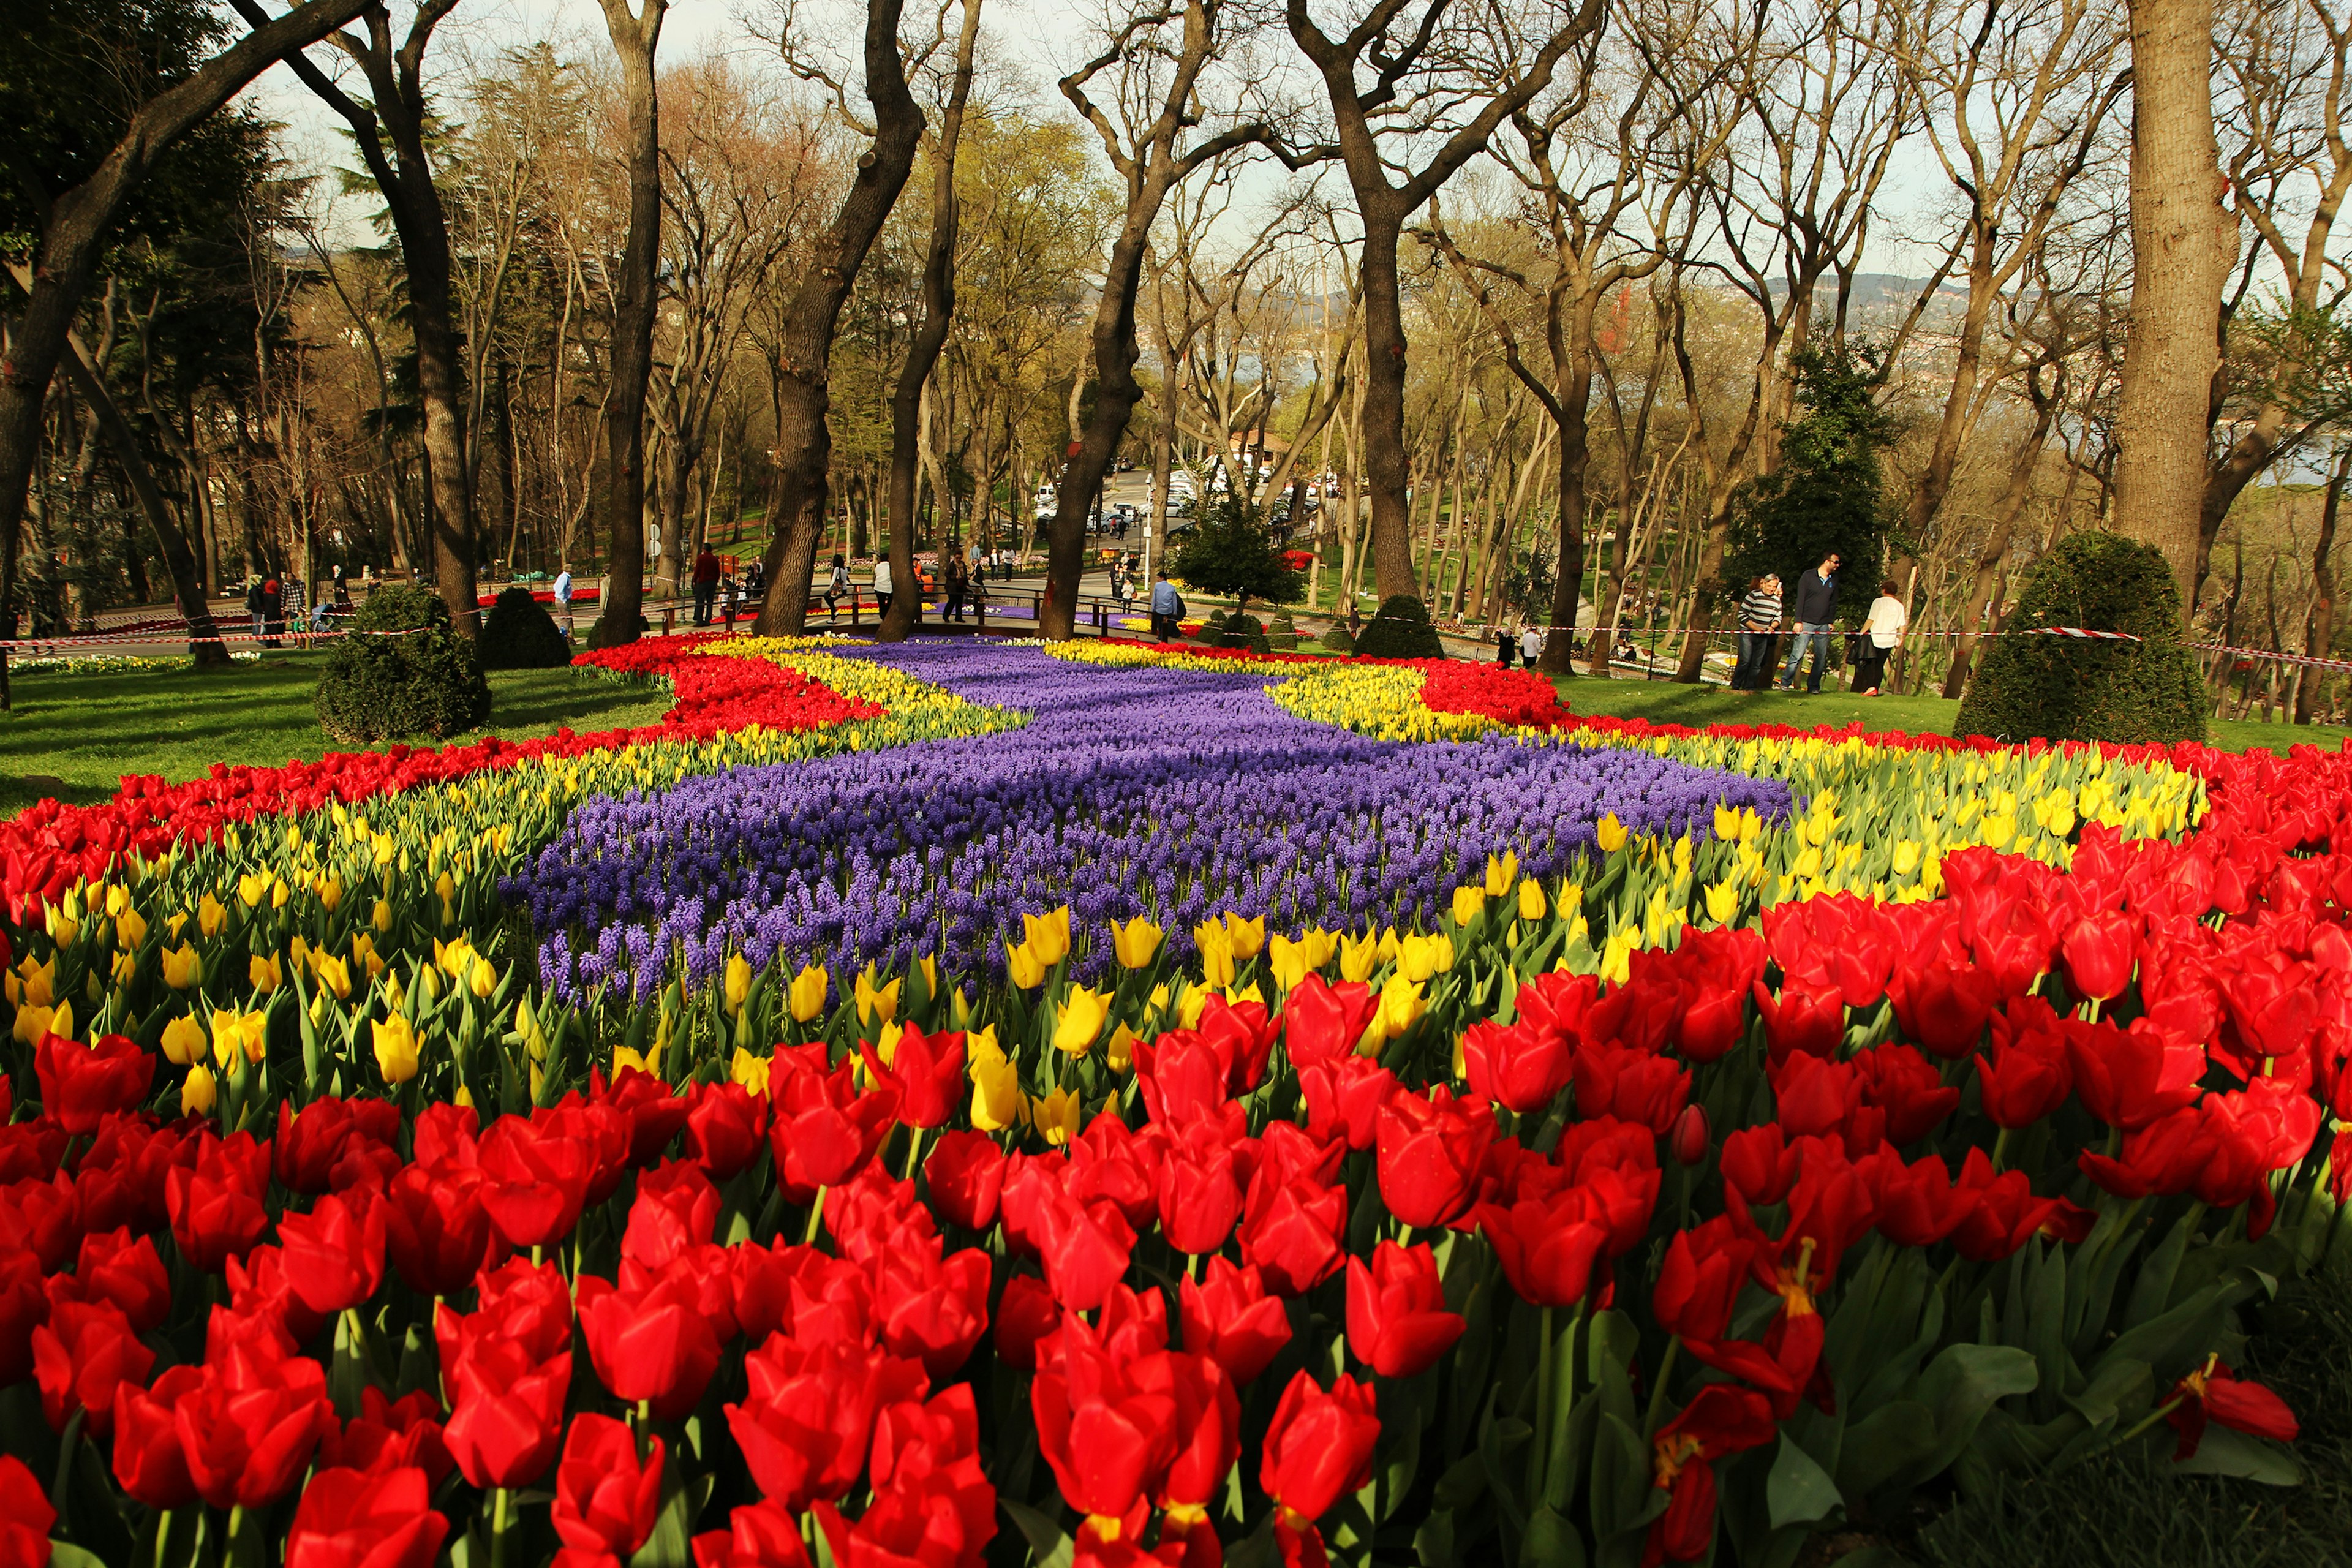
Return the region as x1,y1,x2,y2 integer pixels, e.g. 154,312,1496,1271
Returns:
0,652,671,817
1547,671,2352,758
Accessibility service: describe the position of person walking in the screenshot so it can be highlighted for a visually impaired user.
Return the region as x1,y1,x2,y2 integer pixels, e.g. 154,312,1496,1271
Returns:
944,554,970,622
553,564,575,639
1520,623,1544,667
1496,623,1516,666
872,554,894,619
1777,552,1842,693
244,575,266,644
823,554,848,619
1150,569,1182,641
1855,579,1907,695
692,545,721,625
260,576,284,647
1732,574,1782,692
968,560,990,626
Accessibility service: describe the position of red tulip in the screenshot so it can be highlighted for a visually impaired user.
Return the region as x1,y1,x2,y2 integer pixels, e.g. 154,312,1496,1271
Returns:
2061,910,2138,1003
871,1236,992,1381
726,1334,926,1513
1653,1218,1756,1343
0,1121,67,1187
412,1102,482,1169
1020,1175,1137,1314
1947,1148,2094,1262
34,1031,154,1136
1375,1086,1493,1230
623,1159,720,1271
317,1387,454,1486
691,1500,812,1568
1720,1124,1801,1206
1644,1385,1779,1565
1281,974,1379,1069
278,1189,389,1316
1668,925,1769,1062
595,1064,692,1167
1033,1327,1182,1525
174,1343,335,1508
1668,1105,1710,1168
0,1172,79,1272
578,1257,723,1420
993,1273,1062,1373
769,1055,899,1193
1742,1146,1878,1287
1132,1029,1234,1128
56,1226,168,1333
1978,998,2076,1129
539,1099,636,1204
1180,1257,1290,1387
285,1465,450,1568
862,1023,967,1129
2165,1356,2299,1461
1852,1042,1960,1145
1237,1166,1345,1298
1066,1114,1161,1234
1887,956,2005,1060
274,1096,403,1195
1346,1240,1465,1378
1147,1351,1239,1526
224,1244,324,1347
1197,994,1281,1094
1261,1371,1379,1547
1769,1052,1867,1145
383,1163,503,1297
77,1116,179,1235
922,1129,1006,1232
478,1115,598,1250
0,1248,45,1387
1459,1016,1574,1114
2068,1015,2207,1131
683,1080,770,1180
1751,979,1845,1065
1155,1123,1243,1256
164,1129,271,1272
1964,894,2057,999
1573,1040,1691,1136
816,1385,996,1568
441,1333,571,1489
32,1297,152,1438
112,1363,201,1507
1474,1186,1612,1308
0,1455,53,1568
1868,1150,1977,1249
554,1414,665,1559
1296,1054,1395,1152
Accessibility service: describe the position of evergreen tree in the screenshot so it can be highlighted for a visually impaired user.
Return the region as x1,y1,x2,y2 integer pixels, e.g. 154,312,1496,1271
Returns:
1172,494,1304,619
1726,341,1898,620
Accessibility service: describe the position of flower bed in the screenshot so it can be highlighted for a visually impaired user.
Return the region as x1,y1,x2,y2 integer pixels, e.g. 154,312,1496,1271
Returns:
0,633,2339,1568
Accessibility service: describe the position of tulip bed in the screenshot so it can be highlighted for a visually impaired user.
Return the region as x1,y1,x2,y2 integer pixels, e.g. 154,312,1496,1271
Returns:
0,633,2339,1568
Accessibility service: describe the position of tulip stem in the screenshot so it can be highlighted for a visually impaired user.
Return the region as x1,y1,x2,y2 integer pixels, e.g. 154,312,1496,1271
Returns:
48,1406,82,1521
1991,1128,2011,1175
1643,1336,1682,1440
150,1508,172,1568
635,1398,654,1460
903,1126,927,1182
1528,1305,1554,1504
491,1488,513,1568
804,1185,829,1247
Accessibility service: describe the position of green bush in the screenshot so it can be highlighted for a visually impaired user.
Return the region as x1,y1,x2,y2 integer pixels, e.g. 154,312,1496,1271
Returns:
315,584,492,744
1208,612,1263,651
1266,613,1298,653
1320,623,1356,655
478,587,572,670
1953,531,2206,744
1354,594,1446,659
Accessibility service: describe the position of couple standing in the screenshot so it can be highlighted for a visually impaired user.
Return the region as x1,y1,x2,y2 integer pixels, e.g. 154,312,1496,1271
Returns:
1732,553,1907,695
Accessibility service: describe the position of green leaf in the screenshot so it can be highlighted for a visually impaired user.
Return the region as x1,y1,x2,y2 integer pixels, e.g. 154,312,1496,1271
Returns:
50,1543,107,1568
998,1497,1073,1568
626,1461,711,1568
2172,1425,2304,1486
1833,1400,1939,1502
1521,1504,1588,1568
1912,1343,2038,1483
1766,1434,1844,1530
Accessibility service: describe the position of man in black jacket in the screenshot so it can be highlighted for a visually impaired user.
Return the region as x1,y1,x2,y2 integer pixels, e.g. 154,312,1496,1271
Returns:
1777,552,1842,692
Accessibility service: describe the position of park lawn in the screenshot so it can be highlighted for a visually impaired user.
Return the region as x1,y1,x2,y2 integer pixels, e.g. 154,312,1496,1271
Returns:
0,653,671,817
1548,669,2352,758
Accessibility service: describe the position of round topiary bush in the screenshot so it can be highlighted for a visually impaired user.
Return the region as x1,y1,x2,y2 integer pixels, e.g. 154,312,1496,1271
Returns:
1266,613,1298,653
1210,612,1264,651
1953,530,2207,744
1320,623,1356,655
316,584,492,744
478,587,572,670
1354,594,1446,659
1193,609,1226,643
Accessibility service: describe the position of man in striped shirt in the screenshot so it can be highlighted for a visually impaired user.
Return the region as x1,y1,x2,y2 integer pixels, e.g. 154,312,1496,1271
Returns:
1732,575,1782,690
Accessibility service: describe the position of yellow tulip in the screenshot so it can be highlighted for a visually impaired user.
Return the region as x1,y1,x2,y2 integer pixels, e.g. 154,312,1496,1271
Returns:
197,894,227,940
1377,974,1425,1038
1451,885,1487,929
115,907,148,951
967,1029,1022,1131
1596,813,1628,853
1006,940,1047,990
1713,801,1741,840
15,956,55,1009
159,943,201,990
466,957,497,1000
1517,878,1547,921
353,932,385,979
110,949,138,987
613,1043,661,1081
372,899,393,935
1267,935,1313,991
316,952,352,1001
237,872,267,910
372,1014,420,1084
249,951,284,994
434,870,455,905
1110,916,1163,970
1703,881,1740,926
1338,932,1379,984
730,1048,772,1096
1053,985,1112,1056
1178,984,1212,1029
180,1063,217,1116
317,875,343,913
270,878,290,910
1599,926,1641,986
1106,1022,1140,1072
854,965,901,1030
788,963,829,1022
1030,1086,1082,1147
211,1008,266,1066
1022,907,1072,967
12,1001,62,1046
1221,913,1264,961
1484,850,1518,898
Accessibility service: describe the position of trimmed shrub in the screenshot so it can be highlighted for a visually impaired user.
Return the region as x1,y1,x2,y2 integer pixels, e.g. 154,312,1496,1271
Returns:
1320,623,1356,655
1266,613,1298,653
315,584,492,744
1208,612,1264,651
478,587,572,670
1953,530,2206,744
1354,594,1446,660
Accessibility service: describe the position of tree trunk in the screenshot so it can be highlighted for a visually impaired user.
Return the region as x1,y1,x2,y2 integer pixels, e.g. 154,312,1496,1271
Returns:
752,0,924,636
2114,0,2233,621
2297,447,2348,723
1941,400,2056,699
589,0,669,647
